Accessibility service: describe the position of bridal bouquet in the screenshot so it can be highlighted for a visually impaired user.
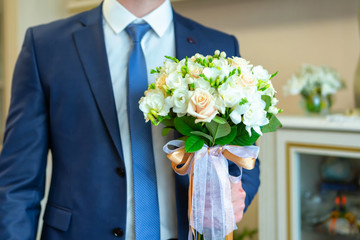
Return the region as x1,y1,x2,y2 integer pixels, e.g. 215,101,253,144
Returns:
139,50,282,239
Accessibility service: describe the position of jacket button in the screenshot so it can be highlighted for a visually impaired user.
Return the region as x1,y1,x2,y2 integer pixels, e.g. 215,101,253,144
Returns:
112,227,124,237
116,167,125,178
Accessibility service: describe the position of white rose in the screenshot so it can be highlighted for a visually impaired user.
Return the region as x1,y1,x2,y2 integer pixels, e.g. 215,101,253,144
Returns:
187,88,218,123
170,88,191,116
139,89,171,121
166,72,187,90
253,65,271,81
218,82,242,108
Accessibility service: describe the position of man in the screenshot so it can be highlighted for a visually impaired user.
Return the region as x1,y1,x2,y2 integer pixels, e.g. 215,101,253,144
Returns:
0,0,260,239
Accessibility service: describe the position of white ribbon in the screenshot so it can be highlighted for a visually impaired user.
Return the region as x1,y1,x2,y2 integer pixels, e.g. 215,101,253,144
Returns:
163,141,259,240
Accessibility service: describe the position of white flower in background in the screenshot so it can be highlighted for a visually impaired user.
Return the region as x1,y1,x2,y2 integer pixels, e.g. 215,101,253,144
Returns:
284,64,344,97
188,88,218,123
169,88,191,116
166,72,187,90
139,89,171,121
283,75,304,96
253,65,271,81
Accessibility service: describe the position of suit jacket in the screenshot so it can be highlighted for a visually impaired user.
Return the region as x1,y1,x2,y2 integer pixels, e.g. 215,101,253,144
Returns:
0,4,260,240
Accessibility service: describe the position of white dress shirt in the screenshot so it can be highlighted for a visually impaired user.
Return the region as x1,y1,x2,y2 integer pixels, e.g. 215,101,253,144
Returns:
102,0,177,239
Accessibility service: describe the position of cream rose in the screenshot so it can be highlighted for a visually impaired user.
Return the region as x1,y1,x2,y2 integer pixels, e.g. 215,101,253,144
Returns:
238,72,257,87
187,88,218,123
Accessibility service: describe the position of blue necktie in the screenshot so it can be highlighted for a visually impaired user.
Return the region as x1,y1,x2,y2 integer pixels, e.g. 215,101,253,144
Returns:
126,23,160,239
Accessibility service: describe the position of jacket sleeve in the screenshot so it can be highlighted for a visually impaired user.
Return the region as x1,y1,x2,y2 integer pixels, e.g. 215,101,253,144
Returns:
229,35,261,212
0,28,49,240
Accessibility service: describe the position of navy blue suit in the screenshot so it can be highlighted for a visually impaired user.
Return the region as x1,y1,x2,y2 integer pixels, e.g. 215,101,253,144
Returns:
0,4,260,240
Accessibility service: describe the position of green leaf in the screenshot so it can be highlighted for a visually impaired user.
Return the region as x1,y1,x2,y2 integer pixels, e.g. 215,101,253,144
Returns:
215,125,237,146
212,116,227,124
174,116,202,136
161,118,174,127
270,71,278,79
190,131,213,143
162,127,173,137
182,116,203,131
205,121,231,141
185,136,205,153
174,117,194,136
261,95,271,112
262,114,282,133
177,135,188,142
231,123,260,146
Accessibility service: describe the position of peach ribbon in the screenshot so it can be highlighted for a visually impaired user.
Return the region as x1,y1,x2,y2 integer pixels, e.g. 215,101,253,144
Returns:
163,140,259,240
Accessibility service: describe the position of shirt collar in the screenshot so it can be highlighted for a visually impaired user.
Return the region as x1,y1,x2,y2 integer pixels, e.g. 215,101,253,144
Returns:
103,0,173,37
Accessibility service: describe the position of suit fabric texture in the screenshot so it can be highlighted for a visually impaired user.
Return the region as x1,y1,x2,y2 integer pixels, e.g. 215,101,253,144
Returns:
0,4,260,240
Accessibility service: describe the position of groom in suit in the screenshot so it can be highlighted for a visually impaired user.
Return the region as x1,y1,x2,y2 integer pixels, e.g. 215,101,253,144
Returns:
0,0,260,239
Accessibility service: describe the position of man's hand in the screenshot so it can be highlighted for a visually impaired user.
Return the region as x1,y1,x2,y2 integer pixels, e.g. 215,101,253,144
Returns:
231,181,246,223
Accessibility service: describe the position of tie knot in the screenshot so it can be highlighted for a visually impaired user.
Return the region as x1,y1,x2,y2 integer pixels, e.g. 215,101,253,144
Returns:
126,23,151,43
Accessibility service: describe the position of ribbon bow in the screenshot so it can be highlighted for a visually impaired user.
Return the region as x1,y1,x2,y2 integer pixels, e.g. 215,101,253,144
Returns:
163,140,259,240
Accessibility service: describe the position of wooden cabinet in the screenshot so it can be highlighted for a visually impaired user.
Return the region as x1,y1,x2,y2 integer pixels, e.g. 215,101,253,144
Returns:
258,115,360,240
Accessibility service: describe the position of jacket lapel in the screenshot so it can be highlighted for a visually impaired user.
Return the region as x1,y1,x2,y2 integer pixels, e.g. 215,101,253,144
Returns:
73,5,124,163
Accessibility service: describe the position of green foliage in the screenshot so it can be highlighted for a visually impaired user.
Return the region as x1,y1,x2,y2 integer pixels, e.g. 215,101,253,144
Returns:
212,116,227,124
270,71,278,80
190,131,213,144
231,123,260,146
262,114,282,133
174,116,202,136
185,136,204,153
161,118,174,127
261,95,271,111
215,126,237,145
165,56,179,63
205,121,231,142
150,67,161,74
162,127,173,137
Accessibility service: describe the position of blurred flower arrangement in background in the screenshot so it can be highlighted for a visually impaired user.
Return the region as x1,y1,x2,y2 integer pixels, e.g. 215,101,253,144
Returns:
284,64,345,115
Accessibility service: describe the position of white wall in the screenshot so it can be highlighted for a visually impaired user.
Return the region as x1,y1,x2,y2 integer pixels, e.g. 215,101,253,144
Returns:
173,0,359,115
